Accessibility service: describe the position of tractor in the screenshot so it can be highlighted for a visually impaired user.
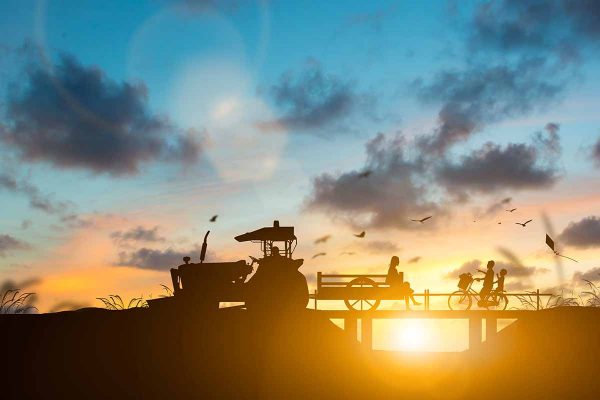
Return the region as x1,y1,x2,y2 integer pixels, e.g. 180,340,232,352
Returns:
152,221,308,312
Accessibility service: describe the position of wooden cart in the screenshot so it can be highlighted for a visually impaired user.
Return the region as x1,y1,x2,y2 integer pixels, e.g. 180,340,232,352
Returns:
314,272,411,311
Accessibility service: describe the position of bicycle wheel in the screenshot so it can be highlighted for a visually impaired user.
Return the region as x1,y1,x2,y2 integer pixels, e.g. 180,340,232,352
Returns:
448,290,472,310
485,293,508,310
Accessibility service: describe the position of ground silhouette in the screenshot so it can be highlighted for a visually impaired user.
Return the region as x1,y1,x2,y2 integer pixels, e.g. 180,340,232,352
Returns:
2,306,599,399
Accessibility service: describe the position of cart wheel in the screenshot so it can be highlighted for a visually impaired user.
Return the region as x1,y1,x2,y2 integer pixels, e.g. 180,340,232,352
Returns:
344,277,380,311
485,293,508,311
448,290,472,310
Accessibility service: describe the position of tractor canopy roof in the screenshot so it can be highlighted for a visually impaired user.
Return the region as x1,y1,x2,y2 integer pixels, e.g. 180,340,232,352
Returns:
235,220,296,242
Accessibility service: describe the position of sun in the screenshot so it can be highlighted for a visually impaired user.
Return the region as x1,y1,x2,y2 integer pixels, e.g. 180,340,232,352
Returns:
394,320,428,351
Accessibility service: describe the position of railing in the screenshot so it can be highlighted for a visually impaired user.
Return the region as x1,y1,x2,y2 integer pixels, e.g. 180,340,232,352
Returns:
310,288,554,311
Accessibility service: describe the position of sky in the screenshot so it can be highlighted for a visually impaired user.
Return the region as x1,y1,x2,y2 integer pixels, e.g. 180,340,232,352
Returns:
1,0,600,333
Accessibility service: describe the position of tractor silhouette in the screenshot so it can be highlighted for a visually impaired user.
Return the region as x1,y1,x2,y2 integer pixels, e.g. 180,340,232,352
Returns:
148,221,308,312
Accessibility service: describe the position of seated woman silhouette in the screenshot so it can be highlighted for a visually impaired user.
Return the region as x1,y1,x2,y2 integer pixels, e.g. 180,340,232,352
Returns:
385,256,421,310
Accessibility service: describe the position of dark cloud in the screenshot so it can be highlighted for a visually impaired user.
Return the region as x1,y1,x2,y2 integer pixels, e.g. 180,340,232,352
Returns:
111,226,165,244
592,137,600,167
414,58,565,154
305,133,438,229
115,246,201,270
436,141,559,194
470,0,600,58
257,61,375,133
0,234,30,257
1,54,201,176
559,216,600,248
573,267,600,283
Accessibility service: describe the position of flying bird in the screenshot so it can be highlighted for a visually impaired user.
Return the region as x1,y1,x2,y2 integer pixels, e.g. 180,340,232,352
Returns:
312,252,326,259
408,256,421,264
515,219,532,227
340,251,356,256
498,222,502,224
410,216,432,223
209,215,218,222
314,235,331,244
546,234,578,263
354,231,366,238
357,170,372,179
506,208,517,212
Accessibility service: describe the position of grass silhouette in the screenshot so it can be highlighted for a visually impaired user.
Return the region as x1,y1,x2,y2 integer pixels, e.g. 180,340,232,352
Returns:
0,289,37,314
97,286,173,310
97,294,148,310
581,279,600,307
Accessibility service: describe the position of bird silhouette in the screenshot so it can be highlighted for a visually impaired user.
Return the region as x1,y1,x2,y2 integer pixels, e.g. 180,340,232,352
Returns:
354,231,366,238
312,252,326,259
209,215,218,222
410,216,432,223
314,235,331,244
515,219,532,227
498,222,502,224
408,256,421,264
357,170,372,179
340,251,356,256
506,208,517,212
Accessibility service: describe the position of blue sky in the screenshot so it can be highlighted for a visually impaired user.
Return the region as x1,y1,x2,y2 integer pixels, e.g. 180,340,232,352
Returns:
1,0,600,314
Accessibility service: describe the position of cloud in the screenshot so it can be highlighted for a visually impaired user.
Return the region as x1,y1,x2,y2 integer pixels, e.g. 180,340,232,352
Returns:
1,54,202,176
445,259,545,279
559,216,600,248
0,234,30,257
407,256,421,264
0,171,90,228
573,267,600,283
469,0,600,59
305,133,439,229
435,141,559,194
414,58,566,154
481,197,512,218
110,226,165,244
257,61,375,133
360,240,400,253
592,137,600,167
0,172,68,214
21,220,32,230
115,246,201,270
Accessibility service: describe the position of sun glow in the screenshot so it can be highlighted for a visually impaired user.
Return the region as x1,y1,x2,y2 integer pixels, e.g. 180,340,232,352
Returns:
393,320,428,351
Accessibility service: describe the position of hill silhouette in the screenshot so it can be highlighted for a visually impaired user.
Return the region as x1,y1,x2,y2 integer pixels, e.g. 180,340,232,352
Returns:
2,306,599,399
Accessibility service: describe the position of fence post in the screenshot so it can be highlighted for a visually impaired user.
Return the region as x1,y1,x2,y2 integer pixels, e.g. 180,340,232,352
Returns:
361,317,373,350
314,290,317,310
536,289,540,311
469,316,482,350
345,316,357,341
425,289,430,311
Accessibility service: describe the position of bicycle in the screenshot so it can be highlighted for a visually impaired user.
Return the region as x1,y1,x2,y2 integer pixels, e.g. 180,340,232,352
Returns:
447,272,508,310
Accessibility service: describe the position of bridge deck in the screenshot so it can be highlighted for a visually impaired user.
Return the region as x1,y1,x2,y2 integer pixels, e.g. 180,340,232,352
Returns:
313,309,535,319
